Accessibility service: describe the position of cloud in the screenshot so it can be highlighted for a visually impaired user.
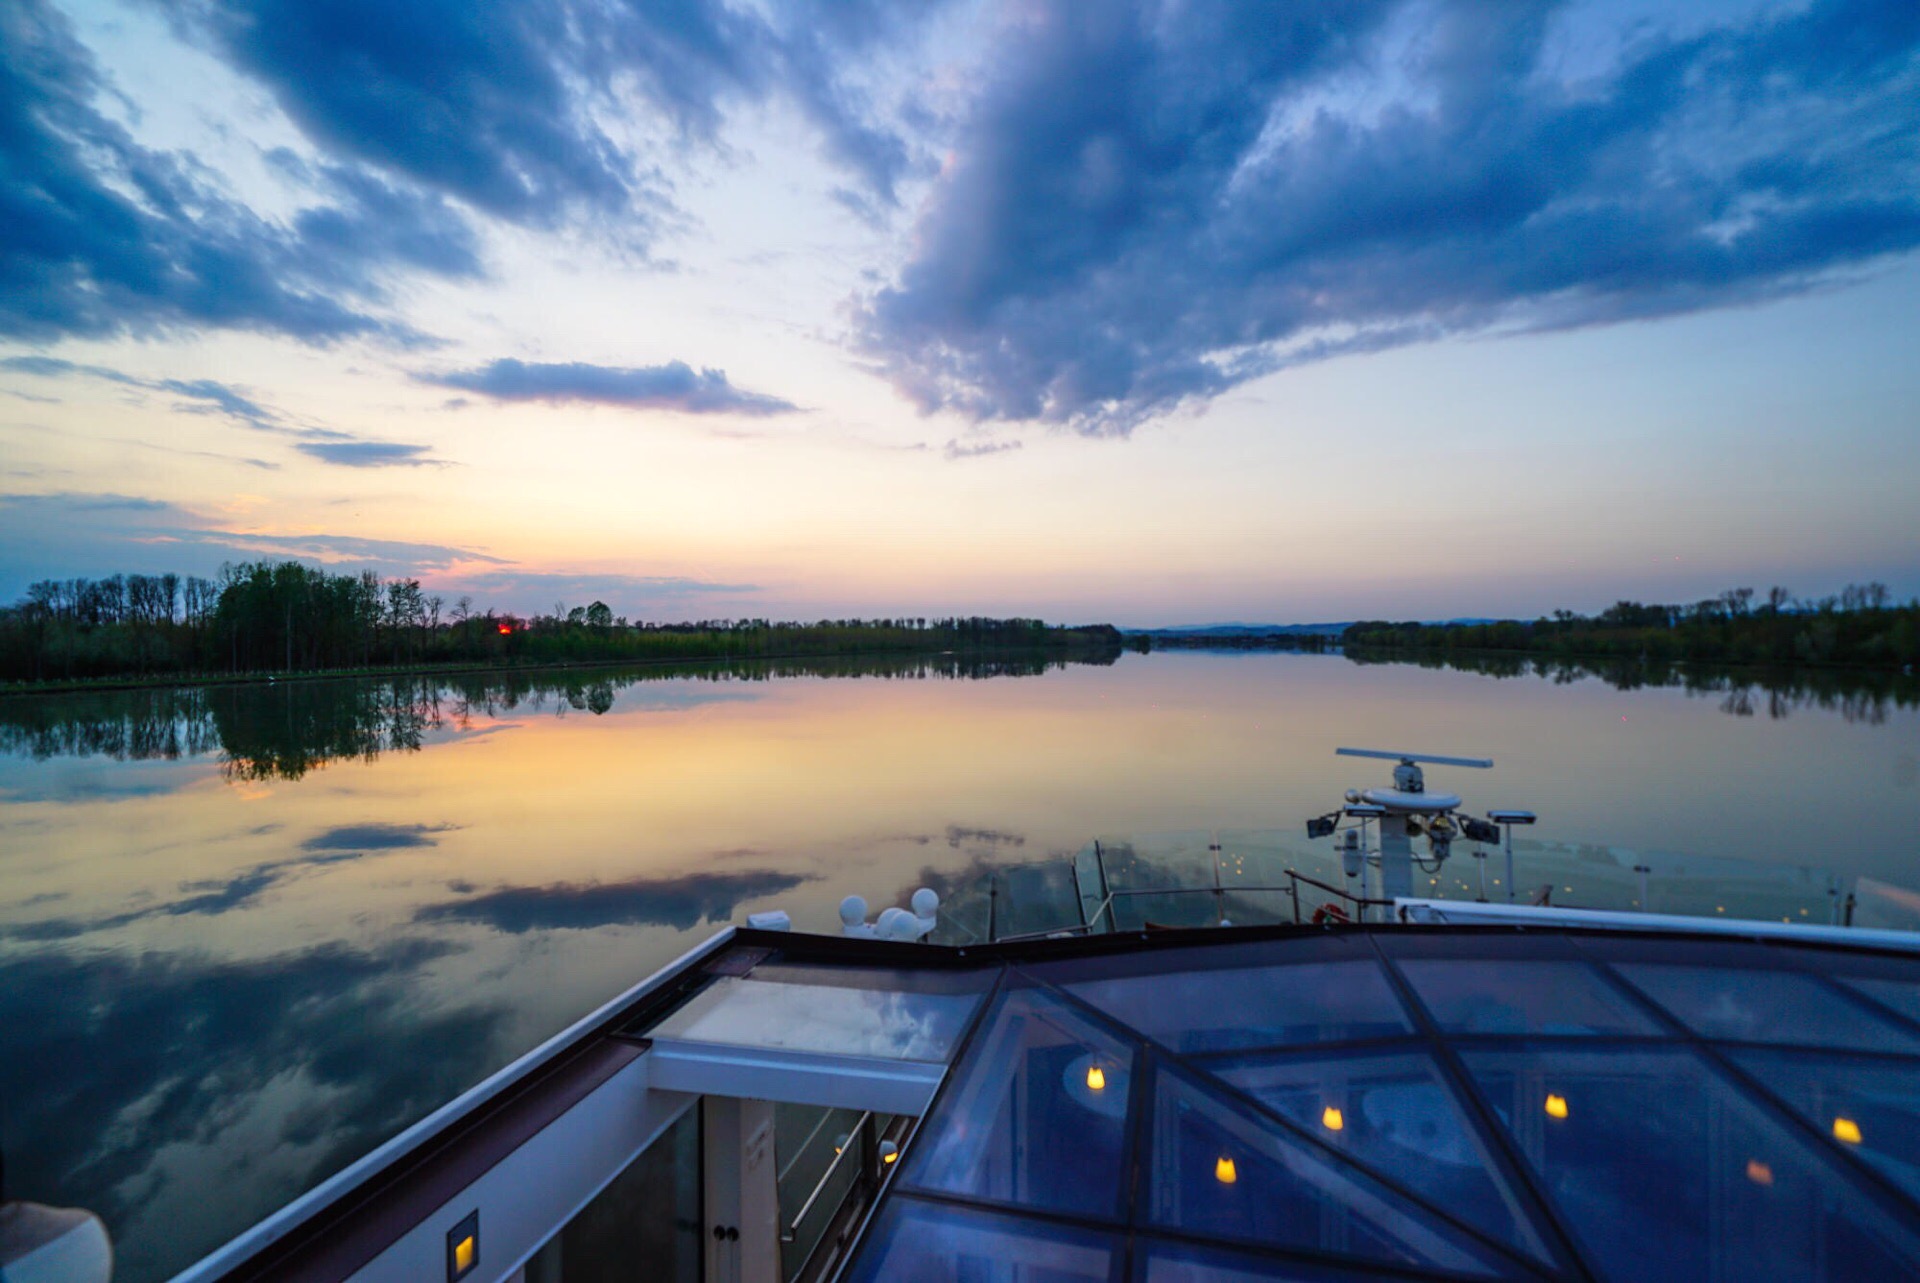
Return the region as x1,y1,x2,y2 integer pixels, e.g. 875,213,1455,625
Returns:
5,0,941,349
1,358,447,464
3,357,287,431
413,867,815,933
0,356,82,379
856,0,1920,433
153,378,286,431
943,438,1022,461
0,492,504,596
158,0,932,232
433,568,760,615
0,0,480,344
424,358,799,415
294,440,440,468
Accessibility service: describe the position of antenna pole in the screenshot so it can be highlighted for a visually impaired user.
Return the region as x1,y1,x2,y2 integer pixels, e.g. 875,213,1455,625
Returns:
1503,823,1516,904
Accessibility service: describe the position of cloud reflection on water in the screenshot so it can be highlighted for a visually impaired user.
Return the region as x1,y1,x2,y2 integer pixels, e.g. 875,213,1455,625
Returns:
0,938,502,1281
415,867,816,934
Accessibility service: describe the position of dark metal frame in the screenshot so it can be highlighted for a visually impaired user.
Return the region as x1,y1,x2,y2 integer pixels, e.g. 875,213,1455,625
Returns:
183,918,1920,1283
830,925,1920,1283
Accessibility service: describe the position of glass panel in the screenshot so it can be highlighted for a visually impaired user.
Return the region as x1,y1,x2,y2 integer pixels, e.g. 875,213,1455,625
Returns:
1397,960,1661,1036
1839,977,1920,1030
1461,1046,1920,1281
839,1195,1118,1283
1212,1049,1549,1263
1138,1238,1370,1281
1148,1063,1515,1276
1730,1049,1920,1205
775,1103,871,1281
1067,960,1412,1054
900,987,1137,1220
524,1103,701,1283
647,975,983,1061
1612,965,1920,1053
747,962,1002,995
994,859,1097,939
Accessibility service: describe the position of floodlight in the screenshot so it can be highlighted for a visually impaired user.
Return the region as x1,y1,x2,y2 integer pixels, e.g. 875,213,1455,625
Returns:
1487,810,1537,825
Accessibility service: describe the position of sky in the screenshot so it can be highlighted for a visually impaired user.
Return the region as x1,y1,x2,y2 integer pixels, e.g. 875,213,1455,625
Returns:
1,0,1916,626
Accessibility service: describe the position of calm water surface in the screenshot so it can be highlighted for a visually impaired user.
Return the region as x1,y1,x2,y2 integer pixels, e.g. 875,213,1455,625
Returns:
2,650,1917,1279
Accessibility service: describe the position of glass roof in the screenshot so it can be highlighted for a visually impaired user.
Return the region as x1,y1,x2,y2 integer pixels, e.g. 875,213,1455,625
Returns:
837,929,1920,1282
643,964,993,1062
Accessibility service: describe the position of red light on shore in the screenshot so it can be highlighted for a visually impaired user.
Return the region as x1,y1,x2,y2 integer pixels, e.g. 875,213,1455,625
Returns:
497,623,512,635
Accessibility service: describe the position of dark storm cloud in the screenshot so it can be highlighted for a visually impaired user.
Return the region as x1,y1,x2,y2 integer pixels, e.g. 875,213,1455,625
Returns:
857,0,1920,433
413,868,815,934
294,440,440,468
0,0,477,343
425,358,798,415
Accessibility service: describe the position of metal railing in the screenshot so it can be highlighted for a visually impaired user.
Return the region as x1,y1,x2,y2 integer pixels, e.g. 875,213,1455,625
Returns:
960,827,1880,945
1283,868,1393,923
780,1111,870,1246
988,834,1391,941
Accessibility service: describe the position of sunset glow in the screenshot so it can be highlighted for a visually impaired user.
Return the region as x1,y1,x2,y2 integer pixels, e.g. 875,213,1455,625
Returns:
1,0,1914,623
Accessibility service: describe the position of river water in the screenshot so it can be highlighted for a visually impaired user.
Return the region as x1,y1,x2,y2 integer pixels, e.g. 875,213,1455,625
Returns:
2,650,1916,1280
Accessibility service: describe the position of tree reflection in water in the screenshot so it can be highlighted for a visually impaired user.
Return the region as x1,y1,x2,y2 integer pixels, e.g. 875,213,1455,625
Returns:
1343,650,1918,726
0,650,1113,779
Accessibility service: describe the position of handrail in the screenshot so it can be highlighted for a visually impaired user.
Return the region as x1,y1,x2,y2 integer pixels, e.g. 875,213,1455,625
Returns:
1072,882,1309,938
1286,868,1386,904
780,1111,871,1244
777,1108,838,1187
1286,868,1393,923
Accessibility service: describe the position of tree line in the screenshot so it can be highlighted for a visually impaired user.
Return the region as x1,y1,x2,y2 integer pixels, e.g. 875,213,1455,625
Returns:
1343,584,1919,669
0,561,1123,685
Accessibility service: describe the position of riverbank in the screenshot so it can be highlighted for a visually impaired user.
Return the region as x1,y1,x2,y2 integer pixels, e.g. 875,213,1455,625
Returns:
1342,589,1918,671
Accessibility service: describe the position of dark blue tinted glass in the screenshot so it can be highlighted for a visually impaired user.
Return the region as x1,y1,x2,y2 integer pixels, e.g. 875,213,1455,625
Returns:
1462,1046,1920,1281
899,988,1136,1220
1612,965,1920,1052
1148,1064,1516,1277
1066,960,1411,1053
1397,960,1660,1036
1730,1049,1920,1204
839,1196,1117,1283
1137,1238,1374,1281
1213,1049,1549,1264
1839,977,1920,1029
